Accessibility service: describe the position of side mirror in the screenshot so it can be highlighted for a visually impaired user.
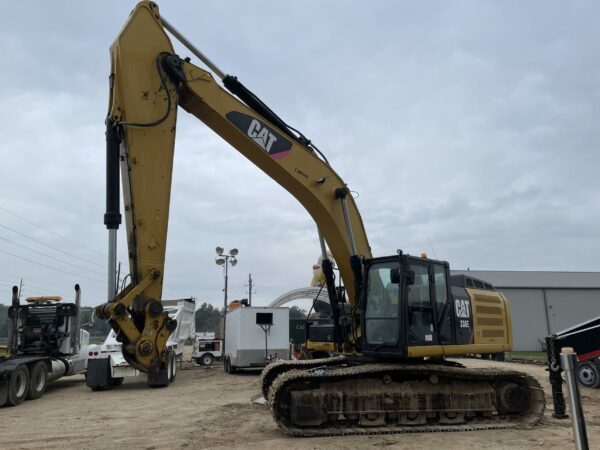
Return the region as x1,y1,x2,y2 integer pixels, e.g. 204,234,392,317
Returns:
390,268,400,284
406,270,416,285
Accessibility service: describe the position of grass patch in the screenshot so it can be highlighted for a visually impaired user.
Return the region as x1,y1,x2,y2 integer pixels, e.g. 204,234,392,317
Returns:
509,351,547,360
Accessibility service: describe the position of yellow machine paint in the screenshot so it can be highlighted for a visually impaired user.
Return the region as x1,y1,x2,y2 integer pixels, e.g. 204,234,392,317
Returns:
95,1,371,378
98,0,512,381
94,2,546,435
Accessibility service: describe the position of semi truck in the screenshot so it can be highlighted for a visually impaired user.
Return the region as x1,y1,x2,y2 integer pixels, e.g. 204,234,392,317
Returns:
0,285,89,407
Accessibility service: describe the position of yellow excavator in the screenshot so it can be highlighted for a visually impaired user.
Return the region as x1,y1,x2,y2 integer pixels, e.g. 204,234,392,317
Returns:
95,1,545,435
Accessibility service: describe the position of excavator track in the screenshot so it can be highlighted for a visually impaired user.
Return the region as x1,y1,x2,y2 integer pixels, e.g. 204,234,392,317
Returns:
267,362,545,437
260,356,347,398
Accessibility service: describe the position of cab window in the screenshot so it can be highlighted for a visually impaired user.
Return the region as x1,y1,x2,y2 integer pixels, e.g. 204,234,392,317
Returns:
365,262,400,346
407,264,436,345
433,264,448,322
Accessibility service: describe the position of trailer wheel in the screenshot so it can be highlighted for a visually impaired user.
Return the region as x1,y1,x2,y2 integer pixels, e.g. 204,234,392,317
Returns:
111,377,124,387
226,357,237,374
166,352,173,384
27,362,48,400
6,365,29,406
169,352,177,383
200,353,214,366
577,362,600,388
224,356,236,374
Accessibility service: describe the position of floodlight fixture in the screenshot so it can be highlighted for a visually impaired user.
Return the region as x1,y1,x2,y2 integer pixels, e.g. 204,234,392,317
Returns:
230,257,238,267
216,246,224,256
215,257,225,265
229,248,239,256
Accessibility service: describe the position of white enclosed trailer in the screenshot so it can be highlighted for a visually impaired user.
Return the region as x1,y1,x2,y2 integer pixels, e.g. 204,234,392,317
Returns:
223,307,289,373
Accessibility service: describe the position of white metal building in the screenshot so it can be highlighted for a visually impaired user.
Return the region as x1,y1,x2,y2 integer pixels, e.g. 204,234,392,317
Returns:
451,270,600,351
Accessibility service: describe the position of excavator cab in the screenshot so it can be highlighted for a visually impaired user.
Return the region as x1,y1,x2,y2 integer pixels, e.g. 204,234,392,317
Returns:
361,254,454,360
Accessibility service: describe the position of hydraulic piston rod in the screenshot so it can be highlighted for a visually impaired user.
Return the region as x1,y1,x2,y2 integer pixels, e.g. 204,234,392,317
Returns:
104,119,121,302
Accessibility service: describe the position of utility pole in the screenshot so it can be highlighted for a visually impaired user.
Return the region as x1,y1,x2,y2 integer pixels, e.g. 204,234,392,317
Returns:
246,273,255,306
18,278,23,300
215,247,239,357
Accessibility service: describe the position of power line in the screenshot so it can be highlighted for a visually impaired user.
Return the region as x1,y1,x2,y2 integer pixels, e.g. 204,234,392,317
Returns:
0,248,104,284
0,280,75,302
0,235,106,277
0,204,106,257
0,222,104,269
0,274,73,294
0,273,103,302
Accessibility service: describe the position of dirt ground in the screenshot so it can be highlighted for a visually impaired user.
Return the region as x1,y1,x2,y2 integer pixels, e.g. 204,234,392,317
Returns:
0,354,597,449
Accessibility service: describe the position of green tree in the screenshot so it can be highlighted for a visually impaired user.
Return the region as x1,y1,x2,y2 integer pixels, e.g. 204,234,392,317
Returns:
289,306,307,320
195,303,223,334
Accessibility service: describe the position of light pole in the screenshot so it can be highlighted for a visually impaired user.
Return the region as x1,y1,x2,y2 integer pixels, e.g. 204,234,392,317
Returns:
215,247,238,357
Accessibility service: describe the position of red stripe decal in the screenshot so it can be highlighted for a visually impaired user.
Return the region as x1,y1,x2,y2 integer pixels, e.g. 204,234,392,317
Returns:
271,150,291,160
578,348,600,361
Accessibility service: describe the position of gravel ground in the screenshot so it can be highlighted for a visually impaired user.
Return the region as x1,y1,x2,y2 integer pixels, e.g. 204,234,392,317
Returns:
0,355,597,449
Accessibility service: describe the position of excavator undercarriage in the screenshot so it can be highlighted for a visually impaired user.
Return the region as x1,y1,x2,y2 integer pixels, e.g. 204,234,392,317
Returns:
262,358,545,437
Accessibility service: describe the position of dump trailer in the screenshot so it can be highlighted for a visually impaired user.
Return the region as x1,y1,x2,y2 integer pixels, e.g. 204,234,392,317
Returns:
86,298,196,390
0,285,89,407
546,315,600,418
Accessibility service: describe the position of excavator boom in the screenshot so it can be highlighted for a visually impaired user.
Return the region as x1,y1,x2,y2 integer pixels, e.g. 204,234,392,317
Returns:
95,1,370,379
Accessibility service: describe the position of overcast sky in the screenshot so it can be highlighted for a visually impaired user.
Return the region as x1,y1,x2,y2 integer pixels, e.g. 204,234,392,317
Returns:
0,1,598,307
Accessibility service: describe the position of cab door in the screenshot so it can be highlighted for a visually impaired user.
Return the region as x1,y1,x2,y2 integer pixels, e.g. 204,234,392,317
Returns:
432,262,454,345
406,262,438,346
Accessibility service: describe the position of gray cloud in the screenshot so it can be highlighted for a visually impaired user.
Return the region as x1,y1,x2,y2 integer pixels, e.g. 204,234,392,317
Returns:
0,0,598,307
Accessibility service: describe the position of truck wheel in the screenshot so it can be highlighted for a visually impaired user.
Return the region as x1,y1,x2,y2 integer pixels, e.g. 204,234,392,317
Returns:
27,362,48,400
577,362,600,388
6,365,29,406
200,353,214,366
